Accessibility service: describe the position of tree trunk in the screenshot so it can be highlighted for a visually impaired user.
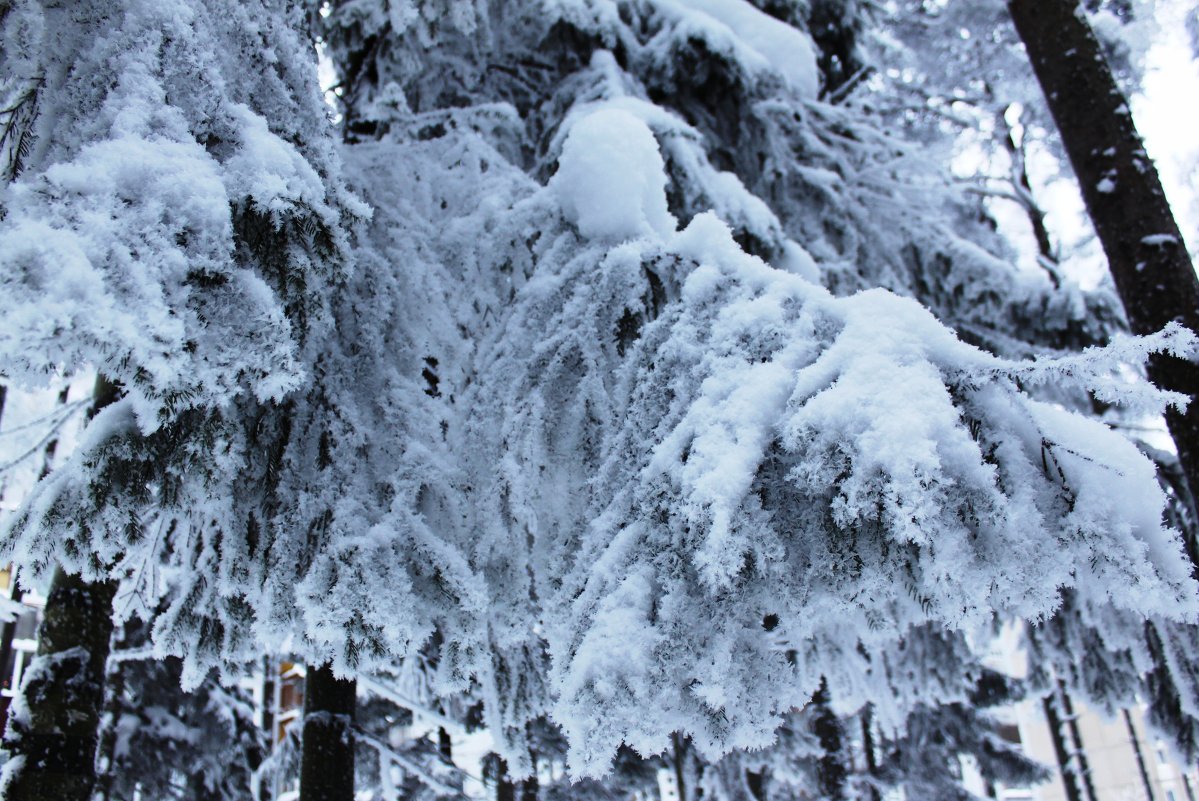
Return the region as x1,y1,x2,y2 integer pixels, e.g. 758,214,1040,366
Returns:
1058,683,1098,801
0,582,25,733
1042,689,1087,801
1,375,120,801
859,706,882,801
260,656,277,801
495,757,516,801
671,732,689,801
746,769,767,801
1122,708,1158,801
811,679,847,801
1009,0,1199,565
300,663,356,801
0,570,117,801
92,620,132,801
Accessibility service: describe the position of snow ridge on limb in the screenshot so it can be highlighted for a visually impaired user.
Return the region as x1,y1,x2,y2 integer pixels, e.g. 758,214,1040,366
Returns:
503,205,1197,775
451,95,1197,776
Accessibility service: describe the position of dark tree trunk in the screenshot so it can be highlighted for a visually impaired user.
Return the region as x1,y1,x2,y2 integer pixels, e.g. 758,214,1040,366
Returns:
746,768,767,801
859,706,882,801
1042,688,1089,801
0,582,24,729
1057,684,1098,801
1122,708,1157,801
300,663,356,801
671,732,689,801
0,570,117,801
92,619,135,801
2,386,71,735
0,378,10,692
495,757,517,801
259,656,277,801
811,679,847,800
1009,0,1199,565
1,376,120,801
438,725,453,762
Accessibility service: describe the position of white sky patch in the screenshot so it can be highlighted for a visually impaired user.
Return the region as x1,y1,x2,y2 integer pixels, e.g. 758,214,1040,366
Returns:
954,2,1199,293
1134,0,1199,259
316,42,342,122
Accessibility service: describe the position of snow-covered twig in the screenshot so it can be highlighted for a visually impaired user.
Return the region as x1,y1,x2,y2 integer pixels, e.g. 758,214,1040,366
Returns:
355,727,463,797
358,675,465,735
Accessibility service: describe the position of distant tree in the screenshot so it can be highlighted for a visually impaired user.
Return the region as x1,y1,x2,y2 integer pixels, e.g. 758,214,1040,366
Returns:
1005,0,1199,769
95,617,265,801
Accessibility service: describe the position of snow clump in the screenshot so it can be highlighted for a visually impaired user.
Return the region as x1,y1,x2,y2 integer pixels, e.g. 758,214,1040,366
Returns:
550,106,677,242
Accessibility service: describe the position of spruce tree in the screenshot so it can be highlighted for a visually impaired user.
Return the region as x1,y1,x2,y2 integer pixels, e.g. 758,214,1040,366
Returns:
1,1,1197,797
95,617,266,801
318,0,1197,780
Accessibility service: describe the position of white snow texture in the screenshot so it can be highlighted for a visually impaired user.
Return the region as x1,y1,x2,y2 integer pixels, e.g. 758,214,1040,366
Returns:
0,0,1196,788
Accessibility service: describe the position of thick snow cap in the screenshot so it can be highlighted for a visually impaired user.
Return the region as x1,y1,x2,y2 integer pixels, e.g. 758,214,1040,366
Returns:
550,106,677,242
672,0,820,96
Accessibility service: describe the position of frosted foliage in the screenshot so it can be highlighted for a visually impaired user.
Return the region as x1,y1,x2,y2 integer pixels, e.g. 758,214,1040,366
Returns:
0,0,345,428
0,0,368,677
0,0,1196,786
320,0,1121,357
151,133,526,684
550,107,676,241
468,205,1196,775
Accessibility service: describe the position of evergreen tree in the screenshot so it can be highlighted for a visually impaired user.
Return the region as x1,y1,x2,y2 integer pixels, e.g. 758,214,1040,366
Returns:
1,376,119,800
96,618,266,801
866,0,1199,774
1,0,1197,797
872,668,1047,801
999,0,1199,770
317,0,1198,780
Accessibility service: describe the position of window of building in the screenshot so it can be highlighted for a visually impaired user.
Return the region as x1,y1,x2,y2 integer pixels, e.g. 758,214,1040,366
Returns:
996,723,1023,746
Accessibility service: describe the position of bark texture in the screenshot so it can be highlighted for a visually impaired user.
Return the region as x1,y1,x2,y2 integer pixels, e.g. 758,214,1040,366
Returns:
1009,0,1199,562
1122,708,1158,801
811,679,847,800
300,663,356,801
496,758,517,801
0,570,117,801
